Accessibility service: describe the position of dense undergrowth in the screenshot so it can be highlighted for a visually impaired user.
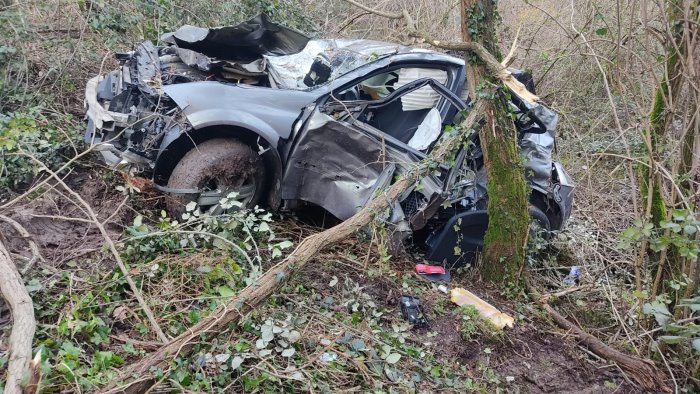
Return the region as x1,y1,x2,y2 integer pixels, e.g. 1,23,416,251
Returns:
0,0,698,392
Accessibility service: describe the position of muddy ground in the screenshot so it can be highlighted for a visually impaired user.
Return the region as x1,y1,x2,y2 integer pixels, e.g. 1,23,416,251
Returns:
0,167,638,393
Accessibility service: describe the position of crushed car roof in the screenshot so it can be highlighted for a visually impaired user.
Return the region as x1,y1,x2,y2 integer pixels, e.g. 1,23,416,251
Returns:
157,14,449,90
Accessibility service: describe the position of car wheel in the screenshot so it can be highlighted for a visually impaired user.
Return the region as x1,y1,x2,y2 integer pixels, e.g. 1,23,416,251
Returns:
166,138,266,218
528,205,551,241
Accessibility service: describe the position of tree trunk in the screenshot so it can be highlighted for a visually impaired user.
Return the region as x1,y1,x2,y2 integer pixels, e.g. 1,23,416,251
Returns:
461,0,529,282
648,0,697,300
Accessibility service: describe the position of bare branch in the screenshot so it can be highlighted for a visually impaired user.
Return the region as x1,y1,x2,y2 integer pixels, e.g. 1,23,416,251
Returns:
341,0,402,19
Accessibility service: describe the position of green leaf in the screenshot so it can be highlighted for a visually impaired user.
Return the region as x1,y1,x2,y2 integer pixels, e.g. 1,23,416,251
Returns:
230,356,244,370
385,353,401,364
212,237,229,250
658,335,686,344
217,285,235,298
277,240,293,249
281,348,296,357
692,338,700,354
384,366,400,382
642,301,672,327
25,279,43,293
349,338,366,351
258,222,270,233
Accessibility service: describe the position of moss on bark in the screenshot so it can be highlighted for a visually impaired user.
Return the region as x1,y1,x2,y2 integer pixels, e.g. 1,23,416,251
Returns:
479,97,530,282
460,0,530,283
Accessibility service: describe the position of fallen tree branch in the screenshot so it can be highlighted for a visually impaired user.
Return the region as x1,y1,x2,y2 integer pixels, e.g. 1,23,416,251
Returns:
0,237,36,394
103,100,487,393
407,32,539,103
540,301,670,392
0,214,44,274
23,154,168,343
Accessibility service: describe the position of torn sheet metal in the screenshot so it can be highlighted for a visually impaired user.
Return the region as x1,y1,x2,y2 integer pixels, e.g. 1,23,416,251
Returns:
516,100,558,194
160,14,310,61
280,111,388,220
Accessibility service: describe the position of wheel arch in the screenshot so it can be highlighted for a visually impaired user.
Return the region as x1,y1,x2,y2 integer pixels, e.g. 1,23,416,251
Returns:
154,125,283,209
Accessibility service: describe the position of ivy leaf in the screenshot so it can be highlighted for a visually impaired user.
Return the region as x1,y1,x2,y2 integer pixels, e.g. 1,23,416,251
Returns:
271,248,282,259
281,348,296,357
349,339,366,351
595,27,608,36
692,338,700,354
643,301,672,327
385,353,401,364
277,240,293,249
217,285,235,298
230,356,244,370
384,366,400,382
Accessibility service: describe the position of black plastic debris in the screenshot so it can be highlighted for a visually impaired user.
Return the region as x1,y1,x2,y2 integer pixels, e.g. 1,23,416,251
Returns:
160,13,310,61
400,295,428,328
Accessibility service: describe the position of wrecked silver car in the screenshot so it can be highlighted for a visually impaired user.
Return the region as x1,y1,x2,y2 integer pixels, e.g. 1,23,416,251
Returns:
84,14,573,266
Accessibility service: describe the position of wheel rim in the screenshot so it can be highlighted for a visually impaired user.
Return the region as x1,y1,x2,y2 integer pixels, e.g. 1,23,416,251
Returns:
196,175,257,214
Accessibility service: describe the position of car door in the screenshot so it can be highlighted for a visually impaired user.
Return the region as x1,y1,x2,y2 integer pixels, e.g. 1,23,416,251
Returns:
280,73,467,221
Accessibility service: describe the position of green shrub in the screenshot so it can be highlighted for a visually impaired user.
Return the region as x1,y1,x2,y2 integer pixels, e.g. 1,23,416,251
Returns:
0,108,79,191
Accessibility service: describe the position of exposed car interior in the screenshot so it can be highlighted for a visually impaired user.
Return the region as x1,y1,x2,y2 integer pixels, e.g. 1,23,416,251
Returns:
332,67,449,150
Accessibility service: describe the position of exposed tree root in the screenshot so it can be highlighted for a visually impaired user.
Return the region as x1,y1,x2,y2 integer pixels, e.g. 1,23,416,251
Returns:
102,100,487,393
540,302,671,393
0,238,36,394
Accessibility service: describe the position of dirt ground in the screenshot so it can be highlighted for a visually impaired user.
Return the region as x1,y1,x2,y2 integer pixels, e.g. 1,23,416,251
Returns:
0,168,641,392
291,247,638,394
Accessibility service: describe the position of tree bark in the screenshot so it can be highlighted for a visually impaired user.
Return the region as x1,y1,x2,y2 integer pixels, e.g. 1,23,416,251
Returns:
461,0,529,282
647,0,698,300
0,239,36,394
103,101,488,393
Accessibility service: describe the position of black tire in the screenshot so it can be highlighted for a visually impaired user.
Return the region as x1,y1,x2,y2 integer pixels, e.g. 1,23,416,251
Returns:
166,138,266,217
528,205,551,240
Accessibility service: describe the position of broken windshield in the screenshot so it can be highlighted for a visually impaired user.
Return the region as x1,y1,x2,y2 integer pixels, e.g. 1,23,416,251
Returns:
264,39,405,90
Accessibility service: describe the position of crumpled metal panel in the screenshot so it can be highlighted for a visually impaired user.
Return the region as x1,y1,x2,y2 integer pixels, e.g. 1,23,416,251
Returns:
160,13,310,61
133,41,161,96
518,101,559,194
265,39,403,89
280,111,388,220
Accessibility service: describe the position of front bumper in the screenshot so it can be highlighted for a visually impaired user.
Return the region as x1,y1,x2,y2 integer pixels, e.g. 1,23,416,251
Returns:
84,75,131,167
